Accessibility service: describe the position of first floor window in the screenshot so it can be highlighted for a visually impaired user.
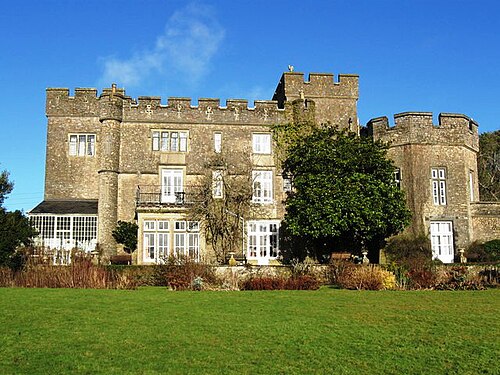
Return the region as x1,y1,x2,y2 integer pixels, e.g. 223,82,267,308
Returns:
252,170,273,203
152,130,188,152
469,170,474,202
214,132,222,153
394,168,401,189
212,170,223,198
252,133,271,154
431,168,447,205
430,221,454,263
161,169,184,204
247,221,279,265
69,134,95,156
283,177,292,192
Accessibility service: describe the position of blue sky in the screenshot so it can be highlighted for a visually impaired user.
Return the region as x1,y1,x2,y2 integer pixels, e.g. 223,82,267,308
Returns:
1,0,499,212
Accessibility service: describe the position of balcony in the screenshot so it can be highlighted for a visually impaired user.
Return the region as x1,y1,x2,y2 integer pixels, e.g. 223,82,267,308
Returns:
135,185,201,207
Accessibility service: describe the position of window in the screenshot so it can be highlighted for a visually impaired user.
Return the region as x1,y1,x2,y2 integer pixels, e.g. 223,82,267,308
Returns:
252,133,271,154
143,220,169,263
30,215,98,254
161,169,184,204
214,132,222,153
69,134,95,156
252,170,273,203
394,168,401,189
247,221,280,265
174,221,200,260
152,131,188,152
431,168,447,205
283,177,292,192
469,170,474,202
430,221,454,263
212,170,223,198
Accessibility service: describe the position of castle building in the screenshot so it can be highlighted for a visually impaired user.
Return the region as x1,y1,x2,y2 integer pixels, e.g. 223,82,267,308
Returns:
29,70,500,264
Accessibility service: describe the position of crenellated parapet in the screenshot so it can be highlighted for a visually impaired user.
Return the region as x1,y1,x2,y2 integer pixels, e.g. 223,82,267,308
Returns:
46,86,284,125
367,112,479,151
125,96,283,124
272,72,359,108
46,88,102,117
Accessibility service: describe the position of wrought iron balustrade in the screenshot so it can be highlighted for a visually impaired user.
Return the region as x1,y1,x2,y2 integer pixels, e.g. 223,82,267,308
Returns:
136,185,201,206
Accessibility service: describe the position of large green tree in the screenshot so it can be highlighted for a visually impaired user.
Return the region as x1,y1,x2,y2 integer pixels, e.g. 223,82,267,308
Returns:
281,126,411,262
0,168,37,268
478,130,499,201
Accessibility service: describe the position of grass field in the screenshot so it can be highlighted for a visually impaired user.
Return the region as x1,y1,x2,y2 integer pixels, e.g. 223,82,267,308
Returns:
0,287,498,374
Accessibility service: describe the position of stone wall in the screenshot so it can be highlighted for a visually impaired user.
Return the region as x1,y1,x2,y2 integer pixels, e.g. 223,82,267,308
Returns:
471,202,500,243
273,72,359,130
44,116,101,200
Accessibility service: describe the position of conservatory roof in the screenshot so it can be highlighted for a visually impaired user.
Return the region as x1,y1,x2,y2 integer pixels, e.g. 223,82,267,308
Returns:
29,200,98,215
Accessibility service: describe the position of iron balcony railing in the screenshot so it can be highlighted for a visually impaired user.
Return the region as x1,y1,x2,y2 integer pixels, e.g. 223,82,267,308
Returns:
136,185,202,206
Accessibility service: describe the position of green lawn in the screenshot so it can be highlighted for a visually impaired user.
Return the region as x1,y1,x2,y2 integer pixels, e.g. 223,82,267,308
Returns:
0,288,498,374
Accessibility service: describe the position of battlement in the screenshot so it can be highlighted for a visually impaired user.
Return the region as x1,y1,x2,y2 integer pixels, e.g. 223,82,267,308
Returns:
272,71,359,107
367,112,479,151
127,96,282,124
46,87,131,117
46,86,284,125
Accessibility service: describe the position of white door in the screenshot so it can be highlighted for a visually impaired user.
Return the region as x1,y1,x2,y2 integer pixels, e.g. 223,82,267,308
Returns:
247,221,280,265
430,221,454,263
161,169,183,203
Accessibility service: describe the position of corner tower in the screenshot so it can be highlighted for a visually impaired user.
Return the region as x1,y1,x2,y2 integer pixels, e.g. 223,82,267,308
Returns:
367,112,479,262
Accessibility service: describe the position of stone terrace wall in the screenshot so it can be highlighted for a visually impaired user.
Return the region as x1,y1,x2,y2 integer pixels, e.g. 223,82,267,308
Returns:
471,202,500,243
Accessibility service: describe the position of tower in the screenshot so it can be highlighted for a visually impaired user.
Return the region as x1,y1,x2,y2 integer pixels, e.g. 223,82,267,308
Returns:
97,85,124,259
368,112,479,262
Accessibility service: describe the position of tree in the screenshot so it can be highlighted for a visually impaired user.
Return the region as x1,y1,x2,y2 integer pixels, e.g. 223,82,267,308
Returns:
0,168,37,268
0,169,14,207
281,126,411,262
188,151,254,263
112,221,138,253
478,130,499,201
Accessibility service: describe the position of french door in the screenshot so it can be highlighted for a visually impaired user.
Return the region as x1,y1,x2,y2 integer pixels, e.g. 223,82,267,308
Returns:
430,221,454,263
161,169,183,203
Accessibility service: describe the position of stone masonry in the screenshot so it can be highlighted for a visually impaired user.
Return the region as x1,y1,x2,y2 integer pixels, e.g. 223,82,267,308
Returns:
35,70,499,263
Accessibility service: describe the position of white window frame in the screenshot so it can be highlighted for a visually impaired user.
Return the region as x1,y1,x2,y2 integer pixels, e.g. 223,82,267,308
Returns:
252,133,271,154
214,132,222,153
29,214,98,264
174,220,200,260
247,220,280,265
283,177,292,192
431,168,447,206
252,170,273,203
212,170,224,199
161,169,184,204
394,168,401,189
143,220,170,263
430,221,454,263
469,170,474,202
152,130,188,152
69,134,95,156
